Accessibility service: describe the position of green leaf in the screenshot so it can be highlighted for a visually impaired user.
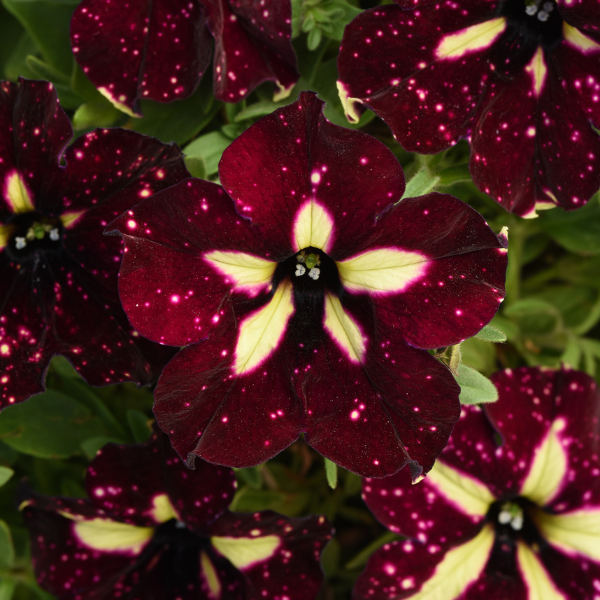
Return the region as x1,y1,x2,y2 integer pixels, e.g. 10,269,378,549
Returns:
2,0,78,77
437,164,472,187
73,101,121,130
0,519,14,568
538,193,600,255
183,131,231,177
80,436,122,461
345,531,400,570
320,538,340,577
504,298,562,336
126,410,152,443
474,324,507,343
4,31,37,81
0,466,13,488
233,466,262,490
229,488,287,513
234,99,284,122
131,75,220,145
0,391,106,459
401,166,440,200
307,26,322,50
322,0,362,41
25,54,69,84
324,457,338,489
0,4,24,76
184,155,207,180
460,337,496,375
455,364,499,405
0,578,16,600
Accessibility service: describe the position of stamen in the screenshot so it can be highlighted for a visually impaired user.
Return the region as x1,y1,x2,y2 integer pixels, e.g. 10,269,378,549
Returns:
295,264,306,277
498,509,512,525
511,514,524,531
525,4,538,15
15,237,26,250
49,228,60,241
537,10,549,21
296,253,305,263
175,520,187,529
308,267,320,280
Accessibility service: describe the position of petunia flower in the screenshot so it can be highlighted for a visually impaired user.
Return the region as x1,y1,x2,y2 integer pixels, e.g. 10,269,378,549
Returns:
355,366,600,599
70,0,299,117
337,0,600,218
0,78,189,410
108,92,507,479
21,430,333,600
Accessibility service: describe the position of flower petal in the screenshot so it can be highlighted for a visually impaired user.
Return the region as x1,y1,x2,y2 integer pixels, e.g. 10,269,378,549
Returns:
352,193,507,349
209,510,332,600
202,0,298,102
533,508,600,561
71,0,211,115
516,542,568,600
203,250,277,293
354,524,495,600
110,178,274,346
219,92,405,260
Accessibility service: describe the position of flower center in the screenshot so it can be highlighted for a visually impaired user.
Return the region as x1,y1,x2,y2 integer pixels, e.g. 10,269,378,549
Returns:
5,212,63,262
501,0,562,49
487,497,546,547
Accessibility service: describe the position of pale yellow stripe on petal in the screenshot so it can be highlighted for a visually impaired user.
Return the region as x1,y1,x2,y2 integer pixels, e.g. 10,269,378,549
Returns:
516,542,567,600
337,248,428,294
200,551,222,599
435,18,506,60
426,460,495,518
60,210,87,229
73,518,154,554
234,280,295,375
204,250,277,292
520,419,567,505
292,199,334,253
323,293,366,364
563,23,600,53
211,534,280,570
0,225,12,250
533,508,600,561
150,493,179,523
5,172,34,213
98,87,139,118
336,81,363,124
525,47,548,97
409,524,495,600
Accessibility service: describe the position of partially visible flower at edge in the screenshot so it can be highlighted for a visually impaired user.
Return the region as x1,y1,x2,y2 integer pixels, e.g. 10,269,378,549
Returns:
70,0,299,117
337,0,600,217
0,78,189,410
355,366,600,599
108,91,508,479
21,430,333,599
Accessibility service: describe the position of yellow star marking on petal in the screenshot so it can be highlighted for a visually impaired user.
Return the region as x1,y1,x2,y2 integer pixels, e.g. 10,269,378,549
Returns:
520,419,567,505
204,250,277,292
516,542,567,600
200,551,222,598
425,460,495,517
211,534,280,570
563,23,600,53
323,293,366,364
408,524,495,600
97,87,139,118
292,199,334,253
233,279,295,375
336,81,363,124
60,210,87,229
150,493,179,524
273,80,294,102
5,172,34,213
525,47,548,98
435,18,507,60
336,247,428,294
73,518,154,554
532,507,600,561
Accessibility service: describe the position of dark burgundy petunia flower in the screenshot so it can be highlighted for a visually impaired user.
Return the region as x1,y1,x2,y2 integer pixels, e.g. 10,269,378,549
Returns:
108,92,507,479
0,78,189,410
355,366,600,599
70,0,299,117
337,0,600,217
22,430,333,600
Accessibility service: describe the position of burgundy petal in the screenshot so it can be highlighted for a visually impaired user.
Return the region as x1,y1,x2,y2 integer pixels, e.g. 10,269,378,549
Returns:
110,178,274,347
210,510,332,600
219,92,405,261
202,0,298,102
304,294,460,478
354,193,507,349
486,368,600,511
558,0,600,44
71,0,211,116
0,79,70,220
154,301,305,469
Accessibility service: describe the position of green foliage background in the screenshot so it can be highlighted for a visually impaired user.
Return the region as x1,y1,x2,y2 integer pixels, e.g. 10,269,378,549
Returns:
1,0,599,598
